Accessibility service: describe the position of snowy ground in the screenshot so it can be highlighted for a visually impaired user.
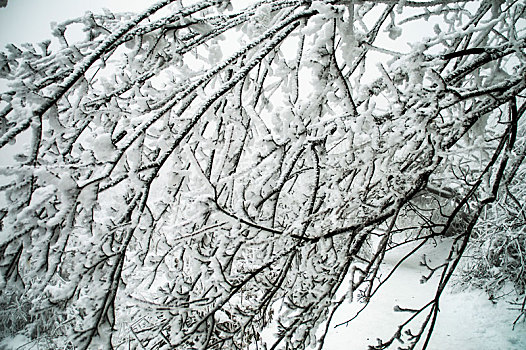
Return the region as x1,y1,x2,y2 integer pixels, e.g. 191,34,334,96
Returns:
323,239,526,349
1,239,524,350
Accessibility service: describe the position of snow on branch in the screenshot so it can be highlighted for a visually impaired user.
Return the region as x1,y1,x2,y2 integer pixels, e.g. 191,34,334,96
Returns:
0,1,525,349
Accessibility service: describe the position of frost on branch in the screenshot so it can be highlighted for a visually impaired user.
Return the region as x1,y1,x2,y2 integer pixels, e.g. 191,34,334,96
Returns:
0,0,525,349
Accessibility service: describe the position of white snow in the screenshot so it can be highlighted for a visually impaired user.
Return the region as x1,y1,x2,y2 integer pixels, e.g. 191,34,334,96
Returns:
92,132,116,162
0,334,31,350
321,239,526,349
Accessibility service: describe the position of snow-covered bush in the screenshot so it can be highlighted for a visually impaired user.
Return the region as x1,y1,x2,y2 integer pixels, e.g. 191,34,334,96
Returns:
0,0,524,349
460,120,526,316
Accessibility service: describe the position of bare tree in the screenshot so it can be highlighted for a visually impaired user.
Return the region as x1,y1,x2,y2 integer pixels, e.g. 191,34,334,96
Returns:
0,0,524,349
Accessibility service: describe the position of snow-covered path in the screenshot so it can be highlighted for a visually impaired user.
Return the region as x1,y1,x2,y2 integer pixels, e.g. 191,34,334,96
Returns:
323,240,526,349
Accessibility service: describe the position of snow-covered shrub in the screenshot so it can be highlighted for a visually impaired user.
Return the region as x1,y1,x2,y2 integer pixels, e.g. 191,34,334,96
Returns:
460,139,526,299
0,290,63,348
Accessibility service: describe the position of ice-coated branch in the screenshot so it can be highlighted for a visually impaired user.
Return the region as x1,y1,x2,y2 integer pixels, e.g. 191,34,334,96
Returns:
0,1,524,349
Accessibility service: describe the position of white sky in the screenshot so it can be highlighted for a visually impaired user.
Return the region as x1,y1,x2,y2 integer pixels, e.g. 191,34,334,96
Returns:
0,0,152,48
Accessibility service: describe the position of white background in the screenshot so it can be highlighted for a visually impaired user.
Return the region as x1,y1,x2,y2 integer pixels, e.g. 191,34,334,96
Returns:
0,0,151,48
